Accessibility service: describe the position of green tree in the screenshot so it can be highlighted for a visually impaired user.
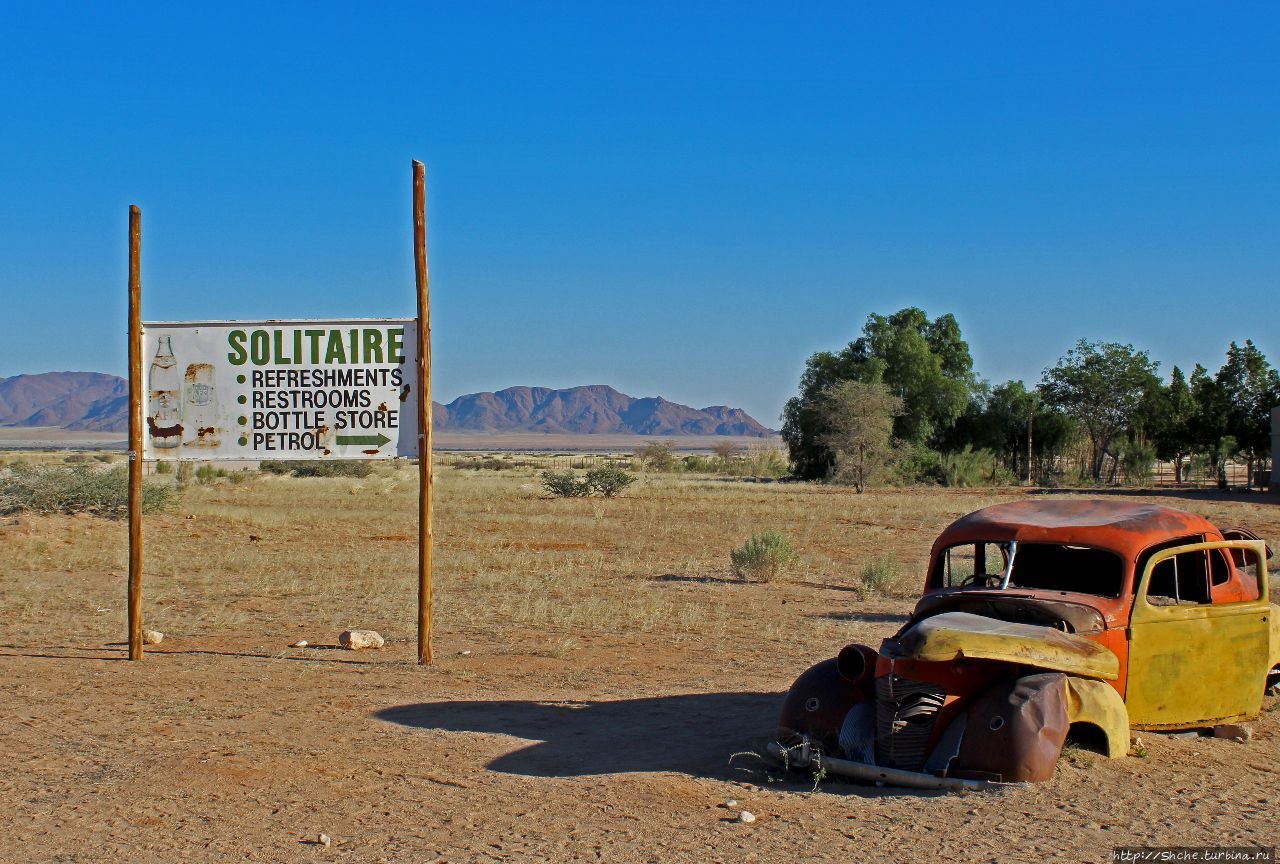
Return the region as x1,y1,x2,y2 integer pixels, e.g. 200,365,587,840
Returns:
781,308,976,478
1040,340,1160,481
1147,367,1197,483
1215,340,1279,490
1188,364,1230,487
945,380,1076,483
818,380,904,492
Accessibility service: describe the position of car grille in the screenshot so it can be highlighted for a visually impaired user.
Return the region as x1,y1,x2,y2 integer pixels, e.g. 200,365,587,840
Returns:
875,675,947,771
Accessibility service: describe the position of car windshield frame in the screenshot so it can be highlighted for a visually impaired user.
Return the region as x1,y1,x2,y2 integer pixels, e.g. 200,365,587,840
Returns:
932,540,1125,599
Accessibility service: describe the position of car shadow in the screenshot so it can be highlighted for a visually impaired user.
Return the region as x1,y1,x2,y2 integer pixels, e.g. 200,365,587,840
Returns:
375,692,781,780
373,693,946,798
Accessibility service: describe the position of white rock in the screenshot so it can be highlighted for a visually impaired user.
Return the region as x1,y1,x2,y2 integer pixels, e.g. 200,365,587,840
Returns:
142,629,164,645
724,799,738,809
339,630,384,650
292,640,308,648
1213,723,1252,742
738,811,756,824
319,833,332,848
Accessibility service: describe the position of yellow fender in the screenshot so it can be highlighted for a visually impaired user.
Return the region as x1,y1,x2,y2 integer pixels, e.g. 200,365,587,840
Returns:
1065,676,1129,758
1270,614,1280,673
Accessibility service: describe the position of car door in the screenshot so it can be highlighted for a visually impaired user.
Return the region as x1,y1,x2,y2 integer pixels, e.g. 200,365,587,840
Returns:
1125,540,1271,729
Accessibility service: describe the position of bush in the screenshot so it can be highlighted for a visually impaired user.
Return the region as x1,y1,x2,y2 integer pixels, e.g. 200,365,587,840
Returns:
195,464,228,484
0,464,175,518
585,465,636,497
634,440,679,472
859,555,903,597
1119,440,1156,485
457,457,512,471
730,530,798,582
155,461,174,474
938,446,1005,487
541,470,591,498
260,459,372,478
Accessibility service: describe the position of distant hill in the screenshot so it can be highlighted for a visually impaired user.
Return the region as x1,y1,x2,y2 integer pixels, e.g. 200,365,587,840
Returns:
436,385,774,436
0,374,774,437
0,372,128,432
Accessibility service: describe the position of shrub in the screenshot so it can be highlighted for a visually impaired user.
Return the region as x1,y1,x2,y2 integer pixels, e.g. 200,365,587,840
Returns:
585,465,636,497
195,464,228,484
155,461,174,474
1119,440,1156,485
730,530,798,582
458,457,512,471
0,464,174,518
259,460,292,475
540,470,591,498
938,446,1001,487
93,453,114,463
633,440,679,472
859,555,902,597
63,454,93,464
682,454,719,473
286,461,373,478
741,445,790,479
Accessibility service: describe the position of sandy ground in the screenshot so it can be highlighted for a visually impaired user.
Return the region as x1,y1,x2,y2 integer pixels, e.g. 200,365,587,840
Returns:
2,477,1278,863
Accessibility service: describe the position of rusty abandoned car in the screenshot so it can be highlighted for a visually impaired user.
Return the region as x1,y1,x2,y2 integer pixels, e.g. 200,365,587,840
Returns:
775,500,1278,789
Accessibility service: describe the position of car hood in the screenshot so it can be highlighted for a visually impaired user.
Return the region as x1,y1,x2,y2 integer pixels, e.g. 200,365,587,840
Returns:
881,611,1120,681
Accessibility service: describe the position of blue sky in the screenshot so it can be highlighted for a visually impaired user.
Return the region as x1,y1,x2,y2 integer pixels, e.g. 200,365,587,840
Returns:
1,2,1277,424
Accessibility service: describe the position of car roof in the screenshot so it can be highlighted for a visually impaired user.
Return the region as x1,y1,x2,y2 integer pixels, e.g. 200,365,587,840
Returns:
934,499,1220,561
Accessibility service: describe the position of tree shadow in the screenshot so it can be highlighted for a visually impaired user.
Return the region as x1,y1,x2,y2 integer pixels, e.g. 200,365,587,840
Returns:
653,573,742,586
375,692,781,780
1031,487,1277,506
806,611,909,625
790,579,871,594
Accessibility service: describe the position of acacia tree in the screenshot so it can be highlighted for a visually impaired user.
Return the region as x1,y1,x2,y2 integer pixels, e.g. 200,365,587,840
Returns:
1040,340,1160,481
818,380,904,492
782,307,976,479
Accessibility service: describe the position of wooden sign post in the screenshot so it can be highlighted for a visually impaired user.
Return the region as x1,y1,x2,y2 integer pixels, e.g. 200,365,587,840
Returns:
127,205,144,661
413,160,434,666
123,163,435,664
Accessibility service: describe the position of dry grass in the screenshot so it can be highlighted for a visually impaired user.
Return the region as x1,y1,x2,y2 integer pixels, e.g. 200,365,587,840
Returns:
3,460,1278,664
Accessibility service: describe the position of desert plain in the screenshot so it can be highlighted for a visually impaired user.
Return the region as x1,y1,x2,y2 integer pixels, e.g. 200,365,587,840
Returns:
1,458,1278,863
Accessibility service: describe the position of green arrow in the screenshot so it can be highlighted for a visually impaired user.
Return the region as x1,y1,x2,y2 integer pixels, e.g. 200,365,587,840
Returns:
336,432,391,448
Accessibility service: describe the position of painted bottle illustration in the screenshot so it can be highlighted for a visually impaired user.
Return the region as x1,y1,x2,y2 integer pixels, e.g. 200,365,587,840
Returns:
183,363,219,447
147,336,182,448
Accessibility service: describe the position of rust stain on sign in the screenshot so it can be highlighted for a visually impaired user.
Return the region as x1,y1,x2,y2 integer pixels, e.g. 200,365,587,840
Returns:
147,417,183,440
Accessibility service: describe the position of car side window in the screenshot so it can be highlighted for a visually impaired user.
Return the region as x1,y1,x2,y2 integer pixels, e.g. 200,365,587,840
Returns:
1232,550,1264,603
1210,549,1230,586
1145,549,1211,606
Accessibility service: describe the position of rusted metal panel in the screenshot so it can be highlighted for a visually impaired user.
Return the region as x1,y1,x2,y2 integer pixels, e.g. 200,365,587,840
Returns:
950,673,1069,783
884,611,1121,680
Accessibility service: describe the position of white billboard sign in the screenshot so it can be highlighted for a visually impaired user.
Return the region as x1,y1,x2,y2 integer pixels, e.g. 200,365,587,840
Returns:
141,319,418,460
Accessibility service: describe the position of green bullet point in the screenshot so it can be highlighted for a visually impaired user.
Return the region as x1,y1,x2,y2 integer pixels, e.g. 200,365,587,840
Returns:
236,374,246,384
237,395,246,404
238,436,248,446
237,416,247,426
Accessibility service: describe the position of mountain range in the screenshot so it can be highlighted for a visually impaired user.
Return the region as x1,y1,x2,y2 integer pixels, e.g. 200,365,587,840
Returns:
0,373,774,437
